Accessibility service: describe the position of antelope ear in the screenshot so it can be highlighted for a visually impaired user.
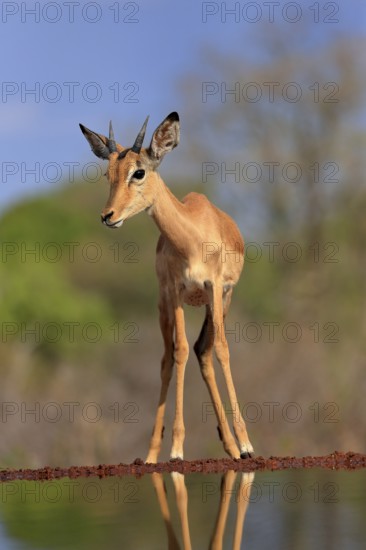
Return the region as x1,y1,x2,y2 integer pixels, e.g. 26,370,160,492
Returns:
148,112,180,166
79,124,111,159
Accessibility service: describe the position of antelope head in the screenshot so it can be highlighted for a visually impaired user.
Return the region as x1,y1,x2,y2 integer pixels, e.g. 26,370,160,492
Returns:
79,112,180,228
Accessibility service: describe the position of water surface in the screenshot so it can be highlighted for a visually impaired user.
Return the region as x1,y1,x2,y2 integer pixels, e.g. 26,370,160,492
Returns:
0,469,364,549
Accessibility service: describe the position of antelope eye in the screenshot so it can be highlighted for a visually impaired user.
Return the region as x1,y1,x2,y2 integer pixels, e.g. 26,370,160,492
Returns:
133,169,145,180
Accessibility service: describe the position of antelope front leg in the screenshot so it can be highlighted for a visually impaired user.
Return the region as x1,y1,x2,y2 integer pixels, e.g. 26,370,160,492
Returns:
171,295,189,460
146,297,174,464
213,286,254,458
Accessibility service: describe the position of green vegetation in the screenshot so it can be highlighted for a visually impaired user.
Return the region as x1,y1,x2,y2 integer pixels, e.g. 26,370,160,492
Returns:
0,174,365,468
2,177,365,361
0,179,160,360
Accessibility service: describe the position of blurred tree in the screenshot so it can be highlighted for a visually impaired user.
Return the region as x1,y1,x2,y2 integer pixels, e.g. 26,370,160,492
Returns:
180,32,366,320
183,34,365,230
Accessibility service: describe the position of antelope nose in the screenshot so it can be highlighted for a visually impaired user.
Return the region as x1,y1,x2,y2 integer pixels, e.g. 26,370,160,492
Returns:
101,211,114,224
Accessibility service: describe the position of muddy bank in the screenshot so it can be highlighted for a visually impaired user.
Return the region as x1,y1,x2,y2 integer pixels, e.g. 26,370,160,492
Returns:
1,452,365,482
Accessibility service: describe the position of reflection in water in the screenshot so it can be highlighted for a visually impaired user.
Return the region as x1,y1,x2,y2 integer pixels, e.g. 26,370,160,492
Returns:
152,470,254,550
1,469,366,548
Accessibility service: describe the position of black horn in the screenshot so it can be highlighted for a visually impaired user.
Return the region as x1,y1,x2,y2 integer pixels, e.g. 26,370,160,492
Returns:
131,116,149,154
108,120,117,153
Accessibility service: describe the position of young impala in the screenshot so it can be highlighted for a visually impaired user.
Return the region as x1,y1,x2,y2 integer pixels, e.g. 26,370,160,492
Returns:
79,112,254,462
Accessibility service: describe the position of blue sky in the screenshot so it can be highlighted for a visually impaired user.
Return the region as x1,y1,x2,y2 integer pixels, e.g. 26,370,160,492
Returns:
0,0,365,212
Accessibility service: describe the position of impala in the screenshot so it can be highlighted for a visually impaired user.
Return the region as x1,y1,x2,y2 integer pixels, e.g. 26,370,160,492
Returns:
79,112,254,462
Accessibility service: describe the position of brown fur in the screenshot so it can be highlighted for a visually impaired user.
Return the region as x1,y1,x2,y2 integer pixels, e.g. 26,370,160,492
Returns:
80,113,253,461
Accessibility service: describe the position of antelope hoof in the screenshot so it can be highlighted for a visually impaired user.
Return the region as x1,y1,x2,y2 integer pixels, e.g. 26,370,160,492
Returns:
240,451,254,459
